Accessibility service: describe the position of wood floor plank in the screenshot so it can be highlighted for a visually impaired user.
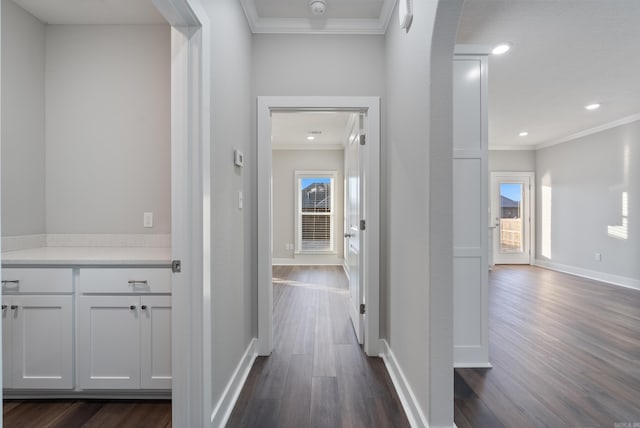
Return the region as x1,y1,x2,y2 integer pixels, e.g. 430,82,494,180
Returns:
278,354,313,427
455,265,640,427
310,377,341,428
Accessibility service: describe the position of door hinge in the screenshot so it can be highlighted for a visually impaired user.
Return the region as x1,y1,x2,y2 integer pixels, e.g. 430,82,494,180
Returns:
172,260,182,273
360,303,366,315
359,219,366,231
359,134,366,146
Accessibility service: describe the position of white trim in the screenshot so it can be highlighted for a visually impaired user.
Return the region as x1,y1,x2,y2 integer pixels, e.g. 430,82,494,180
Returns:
258,96,381,357
535,112,640,150
453,361,493,369
239,0,395,35
454,44,493,55
295,170,337,254
380,340,428,428
153,0,210,426
272,144,344,151
489,145,537,151
534,259,640,291
490,171,536,266
272,256,344,266
209,339,258,427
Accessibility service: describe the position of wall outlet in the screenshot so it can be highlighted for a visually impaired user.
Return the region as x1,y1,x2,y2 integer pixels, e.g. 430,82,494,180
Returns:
144,212,153,228
594,252,602,262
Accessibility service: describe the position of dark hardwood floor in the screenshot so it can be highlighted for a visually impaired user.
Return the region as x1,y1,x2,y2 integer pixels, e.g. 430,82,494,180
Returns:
228,265,409,428
2,399,170,428
455,265,640,428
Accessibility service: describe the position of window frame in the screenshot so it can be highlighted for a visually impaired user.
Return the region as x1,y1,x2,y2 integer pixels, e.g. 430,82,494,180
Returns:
294,170,337,255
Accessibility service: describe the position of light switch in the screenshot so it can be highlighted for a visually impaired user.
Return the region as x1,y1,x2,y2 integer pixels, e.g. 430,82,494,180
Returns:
144,212,153,228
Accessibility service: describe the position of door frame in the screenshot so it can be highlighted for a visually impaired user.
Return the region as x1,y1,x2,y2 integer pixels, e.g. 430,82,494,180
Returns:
490,171,536,265
152,0,211,426
257,96,381,357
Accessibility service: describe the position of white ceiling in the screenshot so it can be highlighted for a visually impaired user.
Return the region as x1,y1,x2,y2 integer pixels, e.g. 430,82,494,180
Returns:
271,112,355,150
240,0,395,34
457,0,640,149
11,0,166,24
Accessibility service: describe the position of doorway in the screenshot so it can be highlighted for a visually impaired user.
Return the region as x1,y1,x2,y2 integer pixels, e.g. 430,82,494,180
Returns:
490,172,535,265
257,96,381,357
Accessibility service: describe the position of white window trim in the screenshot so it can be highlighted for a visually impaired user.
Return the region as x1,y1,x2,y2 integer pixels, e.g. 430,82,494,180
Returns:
295,170,337,255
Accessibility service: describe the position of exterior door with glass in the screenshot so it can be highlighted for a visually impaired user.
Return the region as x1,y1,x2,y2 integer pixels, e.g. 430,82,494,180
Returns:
490,172,534,265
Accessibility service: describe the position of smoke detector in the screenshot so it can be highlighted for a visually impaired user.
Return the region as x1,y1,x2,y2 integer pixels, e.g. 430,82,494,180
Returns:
309,0,327,15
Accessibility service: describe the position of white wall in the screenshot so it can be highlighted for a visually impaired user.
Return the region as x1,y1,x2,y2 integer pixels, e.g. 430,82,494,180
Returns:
489,149,536,172
272,149,344,262
1,0,46,236
385,1,453,425
199,0,255,412
536,121,640,285
45,25,171,234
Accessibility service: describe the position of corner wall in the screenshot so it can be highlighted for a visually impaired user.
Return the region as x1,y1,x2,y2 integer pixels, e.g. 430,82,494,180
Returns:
536,121,639,287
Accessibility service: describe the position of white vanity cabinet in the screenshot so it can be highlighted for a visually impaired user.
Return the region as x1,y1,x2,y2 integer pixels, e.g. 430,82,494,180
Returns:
1,268,74,390
77,268,171,390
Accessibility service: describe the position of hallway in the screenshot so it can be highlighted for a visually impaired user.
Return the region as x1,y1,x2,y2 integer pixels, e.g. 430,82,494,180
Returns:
228,266,409,427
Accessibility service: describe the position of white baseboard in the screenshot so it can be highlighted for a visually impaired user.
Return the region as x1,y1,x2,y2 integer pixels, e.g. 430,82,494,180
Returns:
210,338,258,428
534,259,640,291
453,362,492,369
272,256,344,266
380,340,429,428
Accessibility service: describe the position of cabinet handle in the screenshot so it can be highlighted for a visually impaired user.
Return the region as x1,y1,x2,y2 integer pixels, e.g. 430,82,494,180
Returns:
1,305,7,310
128,280,148,285
10,305,18,310
1,280,19,285
130,305,137,310
141,305,148,310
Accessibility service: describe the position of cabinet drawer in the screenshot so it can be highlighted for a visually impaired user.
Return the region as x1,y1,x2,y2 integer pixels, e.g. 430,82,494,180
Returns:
79,268,171,294
1,268,73,293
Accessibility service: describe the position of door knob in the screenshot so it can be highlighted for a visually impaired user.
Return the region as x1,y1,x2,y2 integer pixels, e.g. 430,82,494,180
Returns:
344,233,353,238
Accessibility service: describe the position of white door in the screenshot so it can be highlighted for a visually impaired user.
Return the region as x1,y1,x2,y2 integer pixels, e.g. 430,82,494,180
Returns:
78,295,141,389
141,295,172,389
11,295,73,389
345,114,364,344
490,172,534,265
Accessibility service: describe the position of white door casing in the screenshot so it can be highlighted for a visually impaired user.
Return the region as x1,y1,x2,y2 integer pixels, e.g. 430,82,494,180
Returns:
491,172,535,265
258,96,380,357
345,114,364,344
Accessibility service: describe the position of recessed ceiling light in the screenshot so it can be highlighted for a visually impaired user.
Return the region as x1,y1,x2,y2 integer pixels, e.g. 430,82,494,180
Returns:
585,103,601,111
519,131,529,137
306,136,315,141
492,44,511,55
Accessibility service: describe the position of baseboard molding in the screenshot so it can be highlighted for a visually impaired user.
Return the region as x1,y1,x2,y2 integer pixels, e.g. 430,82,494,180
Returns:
209,338,258,427
380,340,429,428
453,362,493,369
272,256,344,266
534,259,640,291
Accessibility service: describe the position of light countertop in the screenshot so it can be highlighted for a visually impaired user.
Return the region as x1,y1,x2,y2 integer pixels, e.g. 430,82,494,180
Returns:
1,247,172,267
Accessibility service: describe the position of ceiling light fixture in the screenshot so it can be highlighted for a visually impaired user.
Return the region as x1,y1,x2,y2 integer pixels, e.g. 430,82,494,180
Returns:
307,136,315,141
492,44,511,55
585,103,601,111
309,0,327,15
519,131,529,137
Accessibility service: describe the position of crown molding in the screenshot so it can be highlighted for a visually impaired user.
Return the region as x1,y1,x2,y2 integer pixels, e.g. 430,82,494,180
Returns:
240,0,395,35
489,145,537,151
272,143,344,151
535,112,640,150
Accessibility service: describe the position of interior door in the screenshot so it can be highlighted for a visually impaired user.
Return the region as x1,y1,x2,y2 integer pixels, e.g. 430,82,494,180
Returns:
345,114,364,344
491,173,533,264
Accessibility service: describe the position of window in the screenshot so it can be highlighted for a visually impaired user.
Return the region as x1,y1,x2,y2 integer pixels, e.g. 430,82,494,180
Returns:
295,171,336,253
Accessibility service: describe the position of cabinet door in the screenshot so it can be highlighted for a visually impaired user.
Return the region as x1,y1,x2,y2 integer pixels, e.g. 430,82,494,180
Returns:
140,296,171,389
2,299,13,387
78,296,141,389
11,296,73,389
